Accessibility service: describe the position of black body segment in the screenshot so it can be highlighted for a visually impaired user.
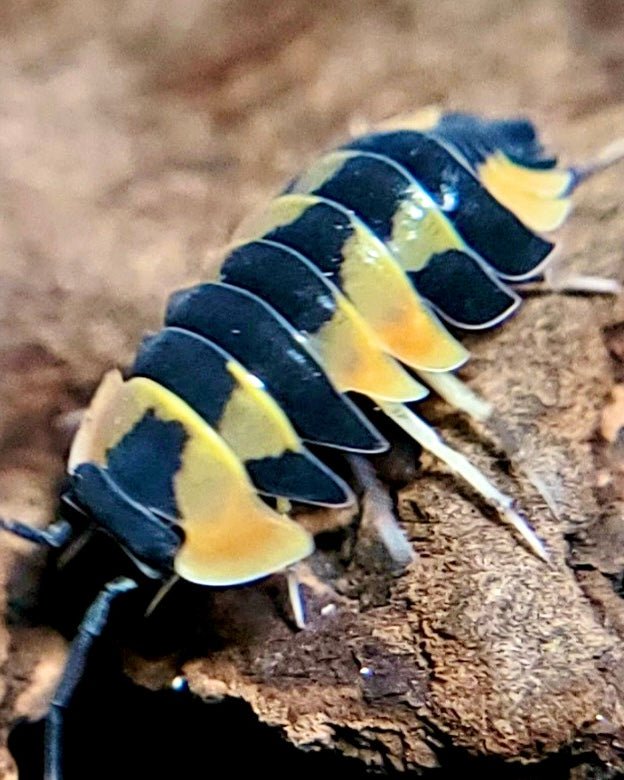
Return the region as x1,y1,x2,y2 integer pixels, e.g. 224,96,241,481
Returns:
220,240,337,334
250,455,352,506
429,115,573,233
221,240,428,402
409,250,520,328
344,130,555,279
132,328,236,425
165,282,387,452
71,463,180,573
292,152,408,241
432,112,557,170
289,151,520,328
246,451,347,506
105,409,187,520
235,194,469,372
260,200,354,286
132,326,355,506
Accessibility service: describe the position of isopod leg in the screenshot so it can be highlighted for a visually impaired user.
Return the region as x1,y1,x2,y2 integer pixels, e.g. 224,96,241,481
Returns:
0,517,73,548
542,260,622,296
144,574,180,617
0,514,102,571
286,566,306,629
416,370,492,423
275,492,307,630
45,577,137,780
416,370,561,517
375,399,549,561
347,454,415,570
535,136,624,295
571,136,624,189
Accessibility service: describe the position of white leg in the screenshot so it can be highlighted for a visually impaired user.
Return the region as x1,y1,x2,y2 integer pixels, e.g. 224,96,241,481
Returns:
276,497,292,515
286,566,306,629
347,454,414,570
572,136,624,185
417,370,561,518
543,261,622,295
144,574,180,617
416,370,493,422
375,399,549,561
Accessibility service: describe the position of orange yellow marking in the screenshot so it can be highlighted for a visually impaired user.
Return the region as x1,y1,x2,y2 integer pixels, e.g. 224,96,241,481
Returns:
69,370,314,586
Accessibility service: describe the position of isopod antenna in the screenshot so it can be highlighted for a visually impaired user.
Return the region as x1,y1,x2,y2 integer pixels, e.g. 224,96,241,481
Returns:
44,577,138,780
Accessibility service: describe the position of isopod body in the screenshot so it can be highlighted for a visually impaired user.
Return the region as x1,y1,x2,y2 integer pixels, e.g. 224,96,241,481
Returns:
66,108,617,586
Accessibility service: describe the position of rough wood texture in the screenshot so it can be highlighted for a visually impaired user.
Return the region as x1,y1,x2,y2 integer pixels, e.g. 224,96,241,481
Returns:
1,0,624,776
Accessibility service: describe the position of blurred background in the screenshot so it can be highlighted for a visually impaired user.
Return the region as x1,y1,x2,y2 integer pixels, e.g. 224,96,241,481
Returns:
0,0,624,777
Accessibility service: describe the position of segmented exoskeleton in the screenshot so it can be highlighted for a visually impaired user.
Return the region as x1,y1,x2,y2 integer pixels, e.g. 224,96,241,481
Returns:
3,109,623,779
70,109,624,585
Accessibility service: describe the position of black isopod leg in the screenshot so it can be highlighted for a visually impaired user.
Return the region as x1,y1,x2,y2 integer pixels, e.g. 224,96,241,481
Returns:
0,513,109,610
0,517,72,548
45,576,138,780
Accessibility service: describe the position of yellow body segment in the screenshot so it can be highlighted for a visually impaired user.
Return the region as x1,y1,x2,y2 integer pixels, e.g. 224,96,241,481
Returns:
368,110,573,233
373,105,442,133
307,290,428,401
68,370,129,470
478,154,572,232
71,358,308,471
238,194,468,373
69,370,314,586
221,234,426,402
338,221,467,371
219,361,301,462
236,195,309,241
388,186,465,271
290,153,348,197
480,152,572,199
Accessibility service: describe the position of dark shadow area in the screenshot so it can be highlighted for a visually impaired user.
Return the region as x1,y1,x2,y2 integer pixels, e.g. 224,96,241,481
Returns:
9,674,613,780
